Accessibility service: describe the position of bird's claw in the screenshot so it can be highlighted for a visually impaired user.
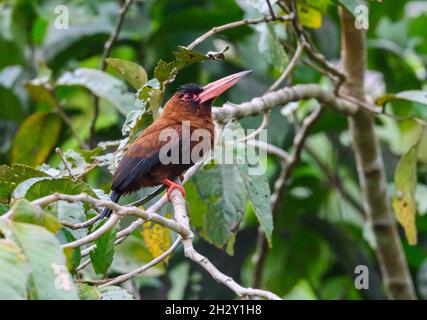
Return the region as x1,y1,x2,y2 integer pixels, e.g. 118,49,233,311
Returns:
162,179,187,201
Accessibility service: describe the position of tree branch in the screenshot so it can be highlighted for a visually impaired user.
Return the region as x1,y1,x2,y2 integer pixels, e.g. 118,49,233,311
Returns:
187,14,294,50
98,238,181,287
212,84,358,124
339,8,416,299
169,181,281,300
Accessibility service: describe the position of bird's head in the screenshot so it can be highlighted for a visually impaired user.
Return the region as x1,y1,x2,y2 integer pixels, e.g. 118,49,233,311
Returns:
163,70,252,114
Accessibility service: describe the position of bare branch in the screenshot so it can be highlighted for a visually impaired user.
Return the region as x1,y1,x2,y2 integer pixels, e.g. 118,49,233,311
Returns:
98,238,181,287
339,8,415,299
169,180,281,300
265,0,277,19
213,84,358,124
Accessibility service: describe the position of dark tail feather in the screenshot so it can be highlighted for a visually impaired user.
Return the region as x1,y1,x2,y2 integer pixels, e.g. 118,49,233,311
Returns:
101,191,121,219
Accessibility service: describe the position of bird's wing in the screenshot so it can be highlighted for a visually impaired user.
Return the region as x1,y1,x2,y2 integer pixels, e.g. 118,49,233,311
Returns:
111,121,182,193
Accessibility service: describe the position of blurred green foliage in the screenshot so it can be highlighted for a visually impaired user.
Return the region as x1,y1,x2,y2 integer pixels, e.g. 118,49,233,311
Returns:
0,0,427,300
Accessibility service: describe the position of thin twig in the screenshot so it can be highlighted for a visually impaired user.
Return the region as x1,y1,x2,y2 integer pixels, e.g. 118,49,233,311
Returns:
187,14,294,50
98,238,181,287
60,214,101,230
47,87,89,149
55,147,77,181
265,0,276,19
304,145,365,217
267,41,304,92
237,111,271,142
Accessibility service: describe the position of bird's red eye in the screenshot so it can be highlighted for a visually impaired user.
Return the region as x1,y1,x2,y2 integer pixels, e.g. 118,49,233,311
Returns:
183,93,196,101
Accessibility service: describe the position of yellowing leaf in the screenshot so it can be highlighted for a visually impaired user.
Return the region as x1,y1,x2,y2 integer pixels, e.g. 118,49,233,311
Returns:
12,112,62,166
298,3,323,29
392,142,419,245
142,213,172,263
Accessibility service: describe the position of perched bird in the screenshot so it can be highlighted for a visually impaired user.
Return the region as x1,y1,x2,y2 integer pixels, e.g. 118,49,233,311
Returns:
101,70,252,218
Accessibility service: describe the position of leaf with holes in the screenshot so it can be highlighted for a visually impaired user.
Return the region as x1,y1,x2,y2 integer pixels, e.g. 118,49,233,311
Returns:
106,58,148,90
0,164,48,204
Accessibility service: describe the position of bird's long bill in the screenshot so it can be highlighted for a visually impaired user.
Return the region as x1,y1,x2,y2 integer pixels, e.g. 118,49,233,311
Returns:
199,70,253,103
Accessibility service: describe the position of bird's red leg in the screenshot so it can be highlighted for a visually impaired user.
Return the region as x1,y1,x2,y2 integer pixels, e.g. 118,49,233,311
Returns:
179,174,184,182
161,178,186,201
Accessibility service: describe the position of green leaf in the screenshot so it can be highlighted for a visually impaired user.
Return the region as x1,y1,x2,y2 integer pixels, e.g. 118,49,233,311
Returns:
31,16,49,46
53,201,88,240
78,283,100,300
11,199,62,234
98,286,134,300
57,68,135,115
0,164,48,204
106,58,148,90
90,224,117,275
257,24,288,71
11,112,62,166
392,141,420,245
193,163,246,248
25,82,56,109
61,229,81,274
0,85,24,122
0,35,24,70
0,240,30,300
238,164,273,246
13,177,97,201
376,90,427,107
0,220,79,299
0,204,9,215
154,46,211,83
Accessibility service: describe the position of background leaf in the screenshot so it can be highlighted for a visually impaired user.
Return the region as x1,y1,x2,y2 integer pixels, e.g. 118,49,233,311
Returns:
57,68,135,115
142,213,173,263
0,240,30,300
106,58,148,90
12,112,62,166
393,141,420,245
0,220,79,299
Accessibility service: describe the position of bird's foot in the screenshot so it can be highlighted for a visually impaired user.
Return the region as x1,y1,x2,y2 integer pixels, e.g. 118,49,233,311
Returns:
161,179,187,201
179,174,184,182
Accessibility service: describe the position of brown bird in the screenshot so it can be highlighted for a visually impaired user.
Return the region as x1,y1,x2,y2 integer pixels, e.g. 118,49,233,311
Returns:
101,70,252,218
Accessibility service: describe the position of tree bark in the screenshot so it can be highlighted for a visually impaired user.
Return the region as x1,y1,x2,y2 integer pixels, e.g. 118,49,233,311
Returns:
339,8,416,299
